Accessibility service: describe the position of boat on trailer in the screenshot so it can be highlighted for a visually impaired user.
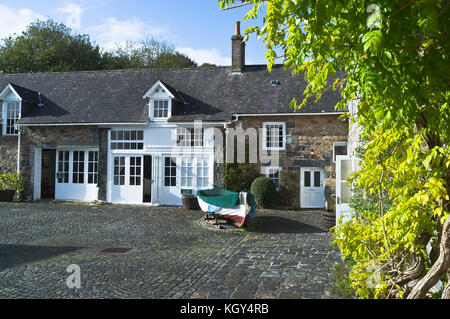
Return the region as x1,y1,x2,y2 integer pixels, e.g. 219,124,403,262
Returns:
196,189,256,228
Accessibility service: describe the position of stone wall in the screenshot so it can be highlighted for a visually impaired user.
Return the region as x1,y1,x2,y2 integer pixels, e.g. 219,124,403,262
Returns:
19,126,103,199
230,115,349,204
0,136,18,173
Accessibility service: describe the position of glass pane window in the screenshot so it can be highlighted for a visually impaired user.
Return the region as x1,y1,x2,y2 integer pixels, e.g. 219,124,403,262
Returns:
164,157,177,187
57,151,70,183
153,100,169,118
333,142,348,162
181,158,193,187
197,158,209,188
72,151,85,184
111,130,144,150
266,167,281,190
129,157,142,186
304,171,311,187
176,127,204,147
4,102,20,135
264,123,285,149
113,156,125,185
314,171,321,187
88,151,99,184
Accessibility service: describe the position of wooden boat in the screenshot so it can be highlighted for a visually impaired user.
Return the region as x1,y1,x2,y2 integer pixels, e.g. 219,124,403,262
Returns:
196,189,256,228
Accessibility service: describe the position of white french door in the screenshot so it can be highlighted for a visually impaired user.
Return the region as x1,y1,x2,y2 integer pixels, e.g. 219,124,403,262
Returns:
300,167,325,208
335,155,360,224
110,155,143,204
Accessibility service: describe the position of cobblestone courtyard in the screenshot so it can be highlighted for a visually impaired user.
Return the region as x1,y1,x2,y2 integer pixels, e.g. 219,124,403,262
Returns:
0,202,341,299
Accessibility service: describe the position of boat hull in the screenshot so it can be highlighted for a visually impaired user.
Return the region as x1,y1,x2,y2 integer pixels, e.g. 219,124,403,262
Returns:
197,193,250,228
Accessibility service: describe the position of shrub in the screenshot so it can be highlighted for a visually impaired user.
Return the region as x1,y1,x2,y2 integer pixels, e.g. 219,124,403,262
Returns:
0,173,25,192
223,163,260,192
278,170,300,207
250,177,276,208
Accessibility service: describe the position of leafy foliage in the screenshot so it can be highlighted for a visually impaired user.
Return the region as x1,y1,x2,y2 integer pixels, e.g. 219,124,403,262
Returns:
0,20,198,74
278,170,299,206
223,162,260,193
0,173,24,192
220,0,450,299
250,176,276,208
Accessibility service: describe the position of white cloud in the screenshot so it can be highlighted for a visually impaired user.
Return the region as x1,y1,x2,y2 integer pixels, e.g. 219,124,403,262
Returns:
87,17,170,51
56,3,84,29
0,5,45,39
176,47,230,66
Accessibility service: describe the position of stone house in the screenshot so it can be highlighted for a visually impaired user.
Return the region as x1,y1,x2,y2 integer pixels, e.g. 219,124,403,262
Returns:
0,23,349,208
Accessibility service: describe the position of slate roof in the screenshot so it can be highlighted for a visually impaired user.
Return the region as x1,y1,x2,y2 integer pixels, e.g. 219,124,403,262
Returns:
0,65,343,125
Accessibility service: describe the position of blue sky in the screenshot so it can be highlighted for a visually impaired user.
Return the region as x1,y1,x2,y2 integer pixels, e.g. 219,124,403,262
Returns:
0,0,275,66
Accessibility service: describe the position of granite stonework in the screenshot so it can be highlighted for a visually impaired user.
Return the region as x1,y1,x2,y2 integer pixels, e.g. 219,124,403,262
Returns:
230,115,349,203
18,126,105,199
0,135,18,173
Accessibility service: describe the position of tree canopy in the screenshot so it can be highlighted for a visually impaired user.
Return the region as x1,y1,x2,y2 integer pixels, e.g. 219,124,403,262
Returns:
0,20,198,73
219,0,450,298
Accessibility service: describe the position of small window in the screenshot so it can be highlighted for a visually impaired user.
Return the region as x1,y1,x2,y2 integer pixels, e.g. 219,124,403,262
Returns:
177,127,204,147
263,122,286,150
129,157,142,186
3,101,20,136
181,158,193,187
333,142,348,162
197,158,209,188
314,171,321,187
114,156,126,186
88,151,99,184
164,157,177,187
72,151,85,184
266,167,282,190
304,171,311,187
153,100,169,119
111,130,144,150
57,151,70,184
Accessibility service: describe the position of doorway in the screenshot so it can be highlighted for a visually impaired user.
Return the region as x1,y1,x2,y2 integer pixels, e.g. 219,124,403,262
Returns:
300,167,325,208
41,149,56,199
143,155,152,203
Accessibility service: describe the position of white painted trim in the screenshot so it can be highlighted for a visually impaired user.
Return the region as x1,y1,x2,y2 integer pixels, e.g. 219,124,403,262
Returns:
0,83,22,101
33,148,42,200
17,122,147,127
233,112,346,117
333,141,348,163
142,80,175,99
262,122,286,151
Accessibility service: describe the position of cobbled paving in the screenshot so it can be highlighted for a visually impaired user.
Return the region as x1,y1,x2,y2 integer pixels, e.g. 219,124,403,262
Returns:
0,201,341,299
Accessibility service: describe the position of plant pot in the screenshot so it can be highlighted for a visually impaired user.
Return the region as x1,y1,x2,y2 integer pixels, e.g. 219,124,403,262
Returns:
182,195,200,210
0,190,16,202
323,210,336,230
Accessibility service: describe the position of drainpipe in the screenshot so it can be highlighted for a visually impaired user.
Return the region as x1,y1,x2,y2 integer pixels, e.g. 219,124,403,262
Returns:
17,127,21,174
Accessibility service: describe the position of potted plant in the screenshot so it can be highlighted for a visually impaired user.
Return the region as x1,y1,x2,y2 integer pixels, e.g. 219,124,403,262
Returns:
0,172,24,202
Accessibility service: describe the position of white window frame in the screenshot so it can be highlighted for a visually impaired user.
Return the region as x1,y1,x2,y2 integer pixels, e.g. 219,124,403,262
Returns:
196,158,209,188
164,157,177,187
265,166,282,191
110,130,144,150
262,122,286,151
176,127,204,147
2,100,21,136
150,99,171,121
333,142,348,163
180,157,194,187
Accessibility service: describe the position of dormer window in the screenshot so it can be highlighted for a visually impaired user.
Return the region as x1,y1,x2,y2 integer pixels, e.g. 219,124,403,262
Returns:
2,101,20,135
143,80,177,122
152,100,170,119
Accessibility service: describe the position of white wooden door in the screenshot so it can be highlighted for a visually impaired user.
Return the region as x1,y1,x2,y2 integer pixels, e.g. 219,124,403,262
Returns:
300,167,325,208
111,155,143,204
335,155,360,224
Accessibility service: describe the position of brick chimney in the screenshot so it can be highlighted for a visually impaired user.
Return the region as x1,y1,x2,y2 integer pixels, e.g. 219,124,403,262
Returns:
231,21,245,73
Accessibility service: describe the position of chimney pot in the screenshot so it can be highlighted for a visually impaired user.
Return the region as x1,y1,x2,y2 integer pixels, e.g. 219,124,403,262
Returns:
235,21,240,36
